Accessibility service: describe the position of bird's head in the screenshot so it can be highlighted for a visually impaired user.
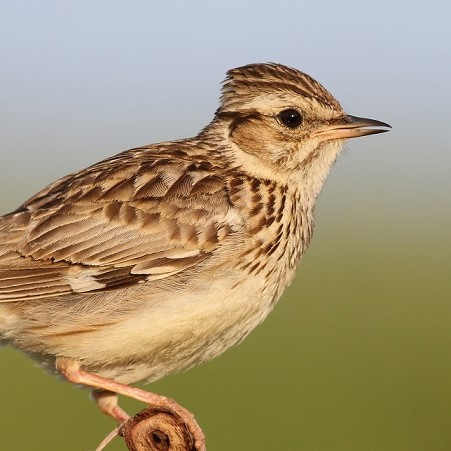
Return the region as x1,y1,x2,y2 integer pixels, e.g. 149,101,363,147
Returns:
208,63,390,195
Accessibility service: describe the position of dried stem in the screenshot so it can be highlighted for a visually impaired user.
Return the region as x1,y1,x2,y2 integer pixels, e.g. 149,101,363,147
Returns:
120,405,207,451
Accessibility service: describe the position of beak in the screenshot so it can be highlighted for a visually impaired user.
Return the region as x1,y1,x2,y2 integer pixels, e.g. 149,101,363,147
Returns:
311,115,391,140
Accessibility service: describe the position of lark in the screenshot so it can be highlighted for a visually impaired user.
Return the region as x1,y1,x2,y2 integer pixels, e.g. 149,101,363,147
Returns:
0,63,389,447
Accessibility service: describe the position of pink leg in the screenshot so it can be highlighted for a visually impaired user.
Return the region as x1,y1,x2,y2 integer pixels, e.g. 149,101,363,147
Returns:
91,389,130,422
56,357,206,449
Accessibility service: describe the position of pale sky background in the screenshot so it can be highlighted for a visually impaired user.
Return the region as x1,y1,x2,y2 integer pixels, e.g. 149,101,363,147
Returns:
1,1,450,224
0,2,450,450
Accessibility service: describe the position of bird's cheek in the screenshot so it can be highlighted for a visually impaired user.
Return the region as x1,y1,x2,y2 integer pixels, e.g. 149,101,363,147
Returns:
229,123,268,157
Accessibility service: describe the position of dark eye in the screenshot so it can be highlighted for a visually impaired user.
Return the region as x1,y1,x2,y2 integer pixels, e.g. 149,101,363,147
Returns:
278,109,303,128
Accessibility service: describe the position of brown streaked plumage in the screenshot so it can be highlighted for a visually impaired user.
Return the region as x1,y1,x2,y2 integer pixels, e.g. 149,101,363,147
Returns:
0,63,390,448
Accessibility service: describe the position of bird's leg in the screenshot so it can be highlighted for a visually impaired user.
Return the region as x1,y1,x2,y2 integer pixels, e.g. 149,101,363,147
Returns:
56,357,206,449
91,389,130,422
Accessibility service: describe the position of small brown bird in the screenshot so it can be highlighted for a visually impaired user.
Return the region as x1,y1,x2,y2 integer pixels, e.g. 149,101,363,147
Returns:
0,63,389,447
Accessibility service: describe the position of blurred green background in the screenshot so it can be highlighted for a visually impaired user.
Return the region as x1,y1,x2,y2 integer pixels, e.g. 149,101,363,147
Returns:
1,1,450,450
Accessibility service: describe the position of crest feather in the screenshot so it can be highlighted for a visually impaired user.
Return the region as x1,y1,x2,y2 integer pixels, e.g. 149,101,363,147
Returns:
218,62,341,113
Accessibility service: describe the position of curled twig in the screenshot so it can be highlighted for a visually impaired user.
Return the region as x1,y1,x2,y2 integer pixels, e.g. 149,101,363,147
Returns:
120,406,206,451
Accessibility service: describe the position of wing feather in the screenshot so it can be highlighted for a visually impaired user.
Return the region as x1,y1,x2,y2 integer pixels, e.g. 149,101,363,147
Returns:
0,145,237,302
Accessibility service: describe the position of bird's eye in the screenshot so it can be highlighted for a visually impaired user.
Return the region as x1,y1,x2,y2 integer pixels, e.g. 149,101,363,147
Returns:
278,109,303,129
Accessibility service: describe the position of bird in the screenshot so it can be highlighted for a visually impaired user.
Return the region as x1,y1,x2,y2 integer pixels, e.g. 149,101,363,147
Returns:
0,63,389,447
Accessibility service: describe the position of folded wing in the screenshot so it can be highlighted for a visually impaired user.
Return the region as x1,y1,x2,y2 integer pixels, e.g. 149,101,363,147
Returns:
0,145,237,302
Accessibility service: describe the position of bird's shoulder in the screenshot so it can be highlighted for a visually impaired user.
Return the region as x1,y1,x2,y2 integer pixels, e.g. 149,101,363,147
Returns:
18,140,229,212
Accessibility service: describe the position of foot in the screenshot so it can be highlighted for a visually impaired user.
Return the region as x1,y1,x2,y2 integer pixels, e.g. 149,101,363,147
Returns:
56,357,206,449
